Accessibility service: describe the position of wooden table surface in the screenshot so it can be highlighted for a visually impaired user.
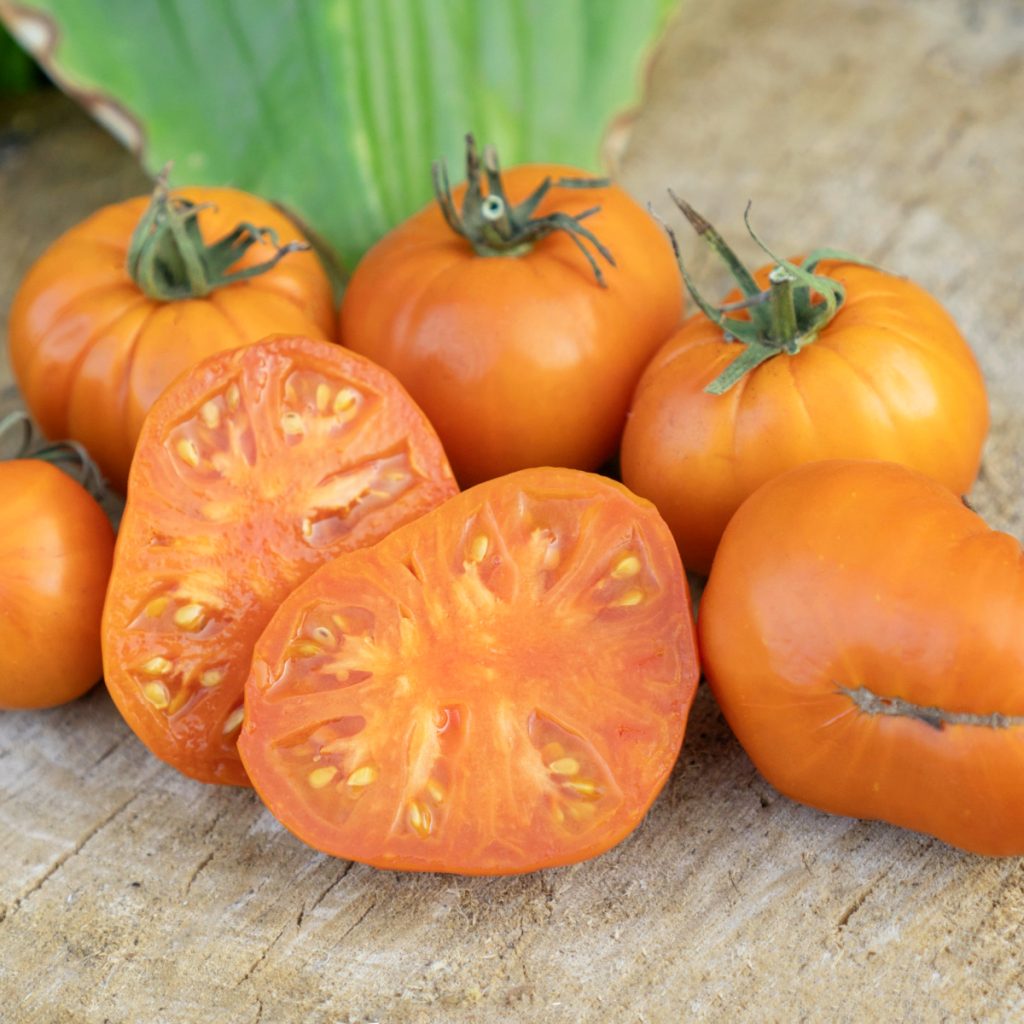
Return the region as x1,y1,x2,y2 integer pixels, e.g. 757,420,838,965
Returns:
2,2,1023,1021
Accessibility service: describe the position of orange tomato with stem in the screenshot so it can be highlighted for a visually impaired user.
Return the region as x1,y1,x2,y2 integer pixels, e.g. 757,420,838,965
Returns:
700,459,1024,856
621,197,989,575
8,170,335,491
339,134,683,487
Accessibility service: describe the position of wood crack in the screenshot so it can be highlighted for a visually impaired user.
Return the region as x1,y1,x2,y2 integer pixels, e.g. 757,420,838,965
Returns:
235,922,289,988
836,866,893,931
182,851,216,899
4,791,139,920
296,859,355,930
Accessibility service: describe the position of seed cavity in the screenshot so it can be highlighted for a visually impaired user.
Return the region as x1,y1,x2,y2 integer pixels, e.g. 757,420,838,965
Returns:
222,706,244,734
281,411,305,436
308,766,338,789
312,625,335,646
333,387,359,414
142,682,170,709
408,800,432,837
467,533,489,564
549,757,580,776
141,656,172,677
173,603,205,631
200,668,224,688
347,765,378,788
612,553,642,579
202,501,234,522
176,439,200,468
199,401,221,429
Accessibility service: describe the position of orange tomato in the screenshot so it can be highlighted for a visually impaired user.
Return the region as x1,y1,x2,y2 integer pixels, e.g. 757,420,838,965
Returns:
339,145,682,487
0,459,115,709
699,459,1024,856
240,467,699,874
101,335,456,786
622,258,989,576
8,183,335,491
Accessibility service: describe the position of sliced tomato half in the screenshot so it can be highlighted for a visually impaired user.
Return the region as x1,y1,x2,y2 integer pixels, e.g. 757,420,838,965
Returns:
239,467,699,874
102,335,457,785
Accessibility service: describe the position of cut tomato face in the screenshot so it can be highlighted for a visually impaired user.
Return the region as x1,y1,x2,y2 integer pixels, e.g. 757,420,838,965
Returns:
101,335,457,785
239,468,699,875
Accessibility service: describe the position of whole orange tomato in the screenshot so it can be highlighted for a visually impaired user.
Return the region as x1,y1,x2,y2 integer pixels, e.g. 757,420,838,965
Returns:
700,459,1024,856
621,199,989,575
0,458,115,709
339,136,683,487
8,174,335,491
240,467,699,874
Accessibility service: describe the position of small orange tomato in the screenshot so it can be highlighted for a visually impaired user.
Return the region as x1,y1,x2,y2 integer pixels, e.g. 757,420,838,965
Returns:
700,459,1024,856
339,136,683,487
0,459,115,709
621,199,989,575
8,174,335,491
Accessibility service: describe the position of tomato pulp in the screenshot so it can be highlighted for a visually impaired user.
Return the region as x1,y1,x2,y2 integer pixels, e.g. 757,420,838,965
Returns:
102,335,457,785
240,467,699,874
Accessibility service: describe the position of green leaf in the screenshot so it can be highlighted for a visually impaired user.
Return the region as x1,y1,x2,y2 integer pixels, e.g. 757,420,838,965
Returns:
0,20,40,94
0,0,679,269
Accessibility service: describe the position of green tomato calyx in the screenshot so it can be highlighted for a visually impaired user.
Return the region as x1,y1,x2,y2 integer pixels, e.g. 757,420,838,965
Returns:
126,165,309,302
660,192,882,394
432,133,616,287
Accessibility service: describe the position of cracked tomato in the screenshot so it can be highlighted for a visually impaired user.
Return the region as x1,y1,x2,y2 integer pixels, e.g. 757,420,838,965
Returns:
699,459,1024,856
0,459,115,709
239,467,699,875
101,335,457,785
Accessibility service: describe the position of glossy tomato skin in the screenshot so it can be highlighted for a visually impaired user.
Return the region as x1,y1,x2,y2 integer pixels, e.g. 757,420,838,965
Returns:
700,459,1024,856
8,189,335,491
0,460,115,709
621,261,990,575
339,166,683,487
240,467,699,875
101,335,457,786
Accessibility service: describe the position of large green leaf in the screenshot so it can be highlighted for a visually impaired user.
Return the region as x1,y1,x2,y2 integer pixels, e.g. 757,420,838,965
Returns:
0,0,678,269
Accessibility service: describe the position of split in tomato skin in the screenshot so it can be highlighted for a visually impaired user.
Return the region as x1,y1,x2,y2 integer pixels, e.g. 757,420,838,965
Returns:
101,334,457,786
0,459,115,710
239,467,699,875
699,459,1024,856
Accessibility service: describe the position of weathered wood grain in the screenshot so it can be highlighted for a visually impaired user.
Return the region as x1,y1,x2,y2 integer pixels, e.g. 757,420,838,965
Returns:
2,1,1023,1021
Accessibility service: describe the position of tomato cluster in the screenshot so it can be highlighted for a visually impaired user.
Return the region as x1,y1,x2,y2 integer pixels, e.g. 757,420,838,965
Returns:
4,138,1017,870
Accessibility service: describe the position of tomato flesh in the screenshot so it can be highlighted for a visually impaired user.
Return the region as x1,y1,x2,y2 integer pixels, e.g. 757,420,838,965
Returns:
102,335,457,785
239,468,699,874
